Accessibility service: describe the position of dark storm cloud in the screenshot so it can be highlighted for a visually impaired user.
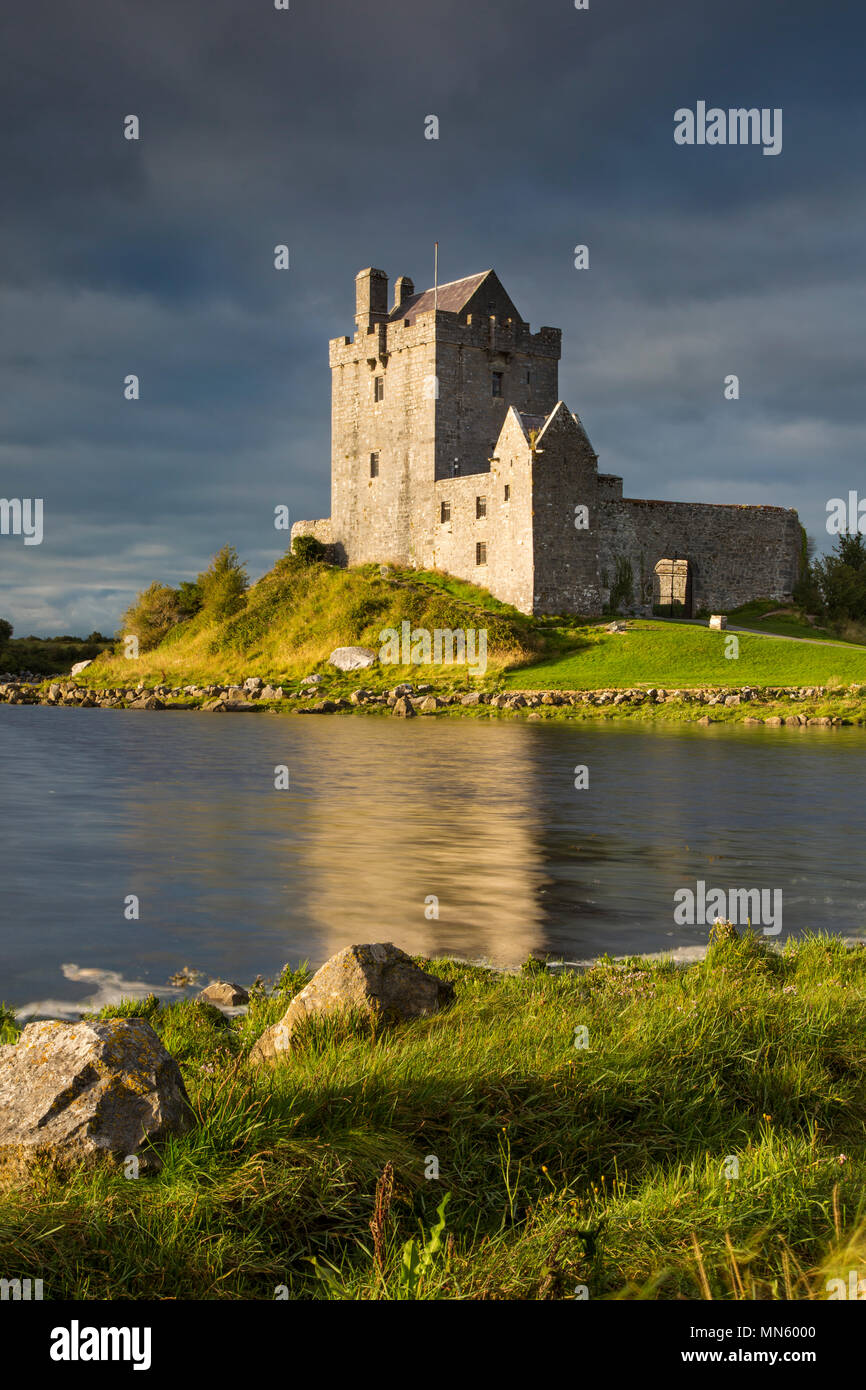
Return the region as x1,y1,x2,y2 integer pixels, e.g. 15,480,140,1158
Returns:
0,0,863,632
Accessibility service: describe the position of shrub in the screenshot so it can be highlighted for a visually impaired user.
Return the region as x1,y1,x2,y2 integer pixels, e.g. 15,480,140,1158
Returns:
608,556,634,613
197,546,249,620
293,534,328,565
120,583,186,652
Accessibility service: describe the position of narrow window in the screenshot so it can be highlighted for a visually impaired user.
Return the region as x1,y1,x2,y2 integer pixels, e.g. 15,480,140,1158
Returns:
504,484,510,502
370,452,379,478
476,496,487,519
491,372,503,397
440,500,451,523
524,368,531,386
476,541,487,566
374,375,384,402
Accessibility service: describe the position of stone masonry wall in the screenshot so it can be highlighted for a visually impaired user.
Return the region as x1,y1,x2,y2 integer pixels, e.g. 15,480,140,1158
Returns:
598,499,802,614
529,407,602,615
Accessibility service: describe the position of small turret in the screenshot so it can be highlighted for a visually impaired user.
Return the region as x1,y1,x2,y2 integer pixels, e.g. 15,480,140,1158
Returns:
355,267,389,329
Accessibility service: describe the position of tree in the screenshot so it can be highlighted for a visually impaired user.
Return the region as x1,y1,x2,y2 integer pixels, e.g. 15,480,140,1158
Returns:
0,617,12,659
196,546,248,619
176,581,203,618
120,583,186,652
809,533,866,622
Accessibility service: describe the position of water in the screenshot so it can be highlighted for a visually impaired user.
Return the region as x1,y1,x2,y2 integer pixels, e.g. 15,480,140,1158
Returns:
1,705,865,1016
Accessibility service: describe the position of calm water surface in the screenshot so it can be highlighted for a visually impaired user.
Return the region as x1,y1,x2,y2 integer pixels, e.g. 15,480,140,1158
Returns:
1,706,865,1015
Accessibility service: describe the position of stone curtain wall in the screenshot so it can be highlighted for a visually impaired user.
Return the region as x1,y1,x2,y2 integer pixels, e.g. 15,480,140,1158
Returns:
598,499,802,614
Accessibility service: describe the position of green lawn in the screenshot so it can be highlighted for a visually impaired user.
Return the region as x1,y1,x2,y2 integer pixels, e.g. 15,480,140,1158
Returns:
1,931,865,1300
505,621,866,690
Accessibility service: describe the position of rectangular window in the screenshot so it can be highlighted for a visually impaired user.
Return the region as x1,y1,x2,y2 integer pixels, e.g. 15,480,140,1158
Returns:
491,372,503,397
476,541,487,566
524,369,531,385
504,484,510,502
440,500,451,523
374,376,384,402
476,496,487,519
370,452,379,478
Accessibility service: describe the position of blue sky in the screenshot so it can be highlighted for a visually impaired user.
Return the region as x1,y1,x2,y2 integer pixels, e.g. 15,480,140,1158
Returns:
1,0,863,633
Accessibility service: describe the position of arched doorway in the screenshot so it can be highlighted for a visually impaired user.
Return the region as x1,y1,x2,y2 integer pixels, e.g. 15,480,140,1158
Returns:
653,558,693,617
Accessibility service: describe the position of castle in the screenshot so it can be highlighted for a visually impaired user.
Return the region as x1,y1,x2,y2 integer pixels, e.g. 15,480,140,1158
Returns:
292,265,802,617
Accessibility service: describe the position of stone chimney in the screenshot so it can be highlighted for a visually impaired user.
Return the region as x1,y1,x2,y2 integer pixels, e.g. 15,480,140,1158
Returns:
355,268,389,329
393,275,415,310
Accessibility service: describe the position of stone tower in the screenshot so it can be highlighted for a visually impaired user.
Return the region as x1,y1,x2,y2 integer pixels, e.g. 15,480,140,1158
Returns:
325,266,562,567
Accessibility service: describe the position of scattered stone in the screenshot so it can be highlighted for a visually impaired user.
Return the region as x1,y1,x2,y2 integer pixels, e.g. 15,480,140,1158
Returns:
328,646,378,672
708,615,728,630
392,696,416,718
70,660,93,676
300,674,324,686
298,699,338,714
197,981,249,1007
0,1019,194,1183
168,966,202,987
250,943,454,1064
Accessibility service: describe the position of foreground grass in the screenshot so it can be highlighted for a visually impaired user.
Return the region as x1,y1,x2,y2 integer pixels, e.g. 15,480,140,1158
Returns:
1,932,865,1300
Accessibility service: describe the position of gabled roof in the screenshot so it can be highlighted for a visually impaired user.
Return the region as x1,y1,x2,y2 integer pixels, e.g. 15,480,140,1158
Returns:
503,403,596,455
388,270,492,321
518,412,549,435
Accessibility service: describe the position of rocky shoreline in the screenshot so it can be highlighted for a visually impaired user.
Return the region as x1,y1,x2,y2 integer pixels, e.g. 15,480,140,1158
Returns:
2,674,866,725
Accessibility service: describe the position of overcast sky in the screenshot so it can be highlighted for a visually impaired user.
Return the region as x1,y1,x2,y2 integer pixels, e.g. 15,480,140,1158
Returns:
1,0,863,634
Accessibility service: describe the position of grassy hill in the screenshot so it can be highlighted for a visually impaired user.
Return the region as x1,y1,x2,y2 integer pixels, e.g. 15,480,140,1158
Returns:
80,555,866,693
87,559,542,687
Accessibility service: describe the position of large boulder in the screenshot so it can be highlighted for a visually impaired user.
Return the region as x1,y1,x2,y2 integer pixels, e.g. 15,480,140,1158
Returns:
70,659,93,676
328,646,378,672
0,1019,194,1183
250,943,454,1064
